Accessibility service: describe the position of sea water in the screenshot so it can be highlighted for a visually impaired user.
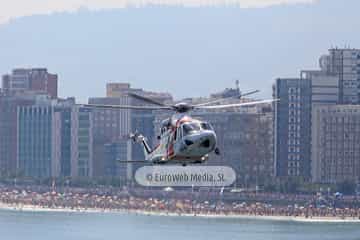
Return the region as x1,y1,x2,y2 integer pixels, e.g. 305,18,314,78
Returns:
0,209,359,240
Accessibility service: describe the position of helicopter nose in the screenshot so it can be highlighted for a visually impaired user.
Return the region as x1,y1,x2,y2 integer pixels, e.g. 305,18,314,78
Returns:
183,131,216,151
198,131,216,149
200,139,211,148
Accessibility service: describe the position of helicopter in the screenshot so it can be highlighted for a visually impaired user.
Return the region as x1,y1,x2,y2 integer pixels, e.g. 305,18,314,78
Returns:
83,90,277,166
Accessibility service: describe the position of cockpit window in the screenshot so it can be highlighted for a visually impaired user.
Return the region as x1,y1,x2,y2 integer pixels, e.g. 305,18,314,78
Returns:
200,122,213,130
182,123,201,136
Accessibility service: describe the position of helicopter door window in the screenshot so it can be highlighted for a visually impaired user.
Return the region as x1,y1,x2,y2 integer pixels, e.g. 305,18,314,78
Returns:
200,122,213,130
174,128,177,141
177,127,182,139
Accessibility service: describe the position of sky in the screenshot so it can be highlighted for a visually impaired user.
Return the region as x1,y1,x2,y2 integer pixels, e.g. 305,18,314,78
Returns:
0,0,359,102
0,0,315,24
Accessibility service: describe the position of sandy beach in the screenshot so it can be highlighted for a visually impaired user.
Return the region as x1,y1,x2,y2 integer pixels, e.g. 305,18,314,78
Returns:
1,202,359,223
0,184,359,223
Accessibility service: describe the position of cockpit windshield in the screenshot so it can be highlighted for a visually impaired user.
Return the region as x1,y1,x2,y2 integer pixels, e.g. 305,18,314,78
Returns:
182,122,201,136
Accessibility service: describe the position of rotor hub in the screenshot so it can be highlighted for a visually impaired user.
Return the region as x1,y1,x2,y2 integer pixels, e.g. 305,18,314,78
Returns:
174,103,193,113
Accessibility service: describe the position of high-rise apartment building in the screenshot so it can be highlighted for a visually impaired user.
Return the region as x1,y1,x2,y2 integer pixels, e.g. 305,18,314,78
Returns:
300,70,340,104
15,100,93,179
274,74,340,178
319,48,360,104
106,83,172,103
70,107,93,178
106,83,133,97
274,78,312,177
89,97,131,177
312,105,360,183
2,68,58,99
0,95,35,176
17,105,62,178
0,68,94,179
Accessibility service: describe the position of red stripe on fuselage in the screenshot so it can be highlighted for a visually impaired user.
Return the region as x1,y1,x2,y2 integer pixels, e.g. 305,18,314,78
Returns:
175,116,193,128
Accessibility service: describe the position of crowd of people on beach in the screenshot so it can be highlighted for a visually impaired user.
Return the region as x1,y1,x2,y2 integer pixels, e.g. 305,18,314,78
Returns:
0,185,359,220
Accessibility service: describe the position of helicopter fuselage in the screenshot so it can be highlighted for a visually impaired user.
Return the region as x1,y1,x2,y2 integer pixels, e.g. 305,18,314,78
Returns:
136,114,217,165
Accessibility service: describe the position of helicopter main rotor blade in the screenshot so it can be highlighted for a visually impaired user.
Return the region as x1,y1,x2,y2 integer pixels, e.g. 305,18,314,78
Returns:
194,98,237,107
128,93,169,107
80,104,173,111
195,99,278,109
194,90,260,107
240,90,260,97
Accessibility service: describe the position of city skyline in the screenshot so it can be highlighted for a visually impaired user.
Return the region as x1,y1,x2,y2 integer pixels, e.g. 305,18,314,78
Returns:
2,44,360,184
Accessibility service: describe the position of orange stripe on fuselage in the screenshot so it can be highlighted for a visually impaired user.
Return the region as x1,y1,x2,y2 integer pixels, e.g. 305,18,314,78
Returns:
167,141,174,158
175,116,193,128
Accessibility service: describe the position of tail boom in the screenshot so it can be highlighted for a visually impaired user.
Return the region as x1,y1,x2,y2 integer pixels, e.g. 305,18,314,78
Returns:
130,132,152,156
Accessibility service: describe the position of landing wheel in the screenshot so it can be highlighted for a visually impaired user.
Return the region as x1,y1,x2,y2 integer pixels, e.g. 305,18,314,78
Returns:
182,163,187,167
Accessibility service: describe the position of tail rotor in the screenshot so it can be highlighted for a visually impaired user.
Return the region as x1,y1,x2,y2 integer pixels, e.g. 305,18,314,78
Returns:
129,131,145,143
